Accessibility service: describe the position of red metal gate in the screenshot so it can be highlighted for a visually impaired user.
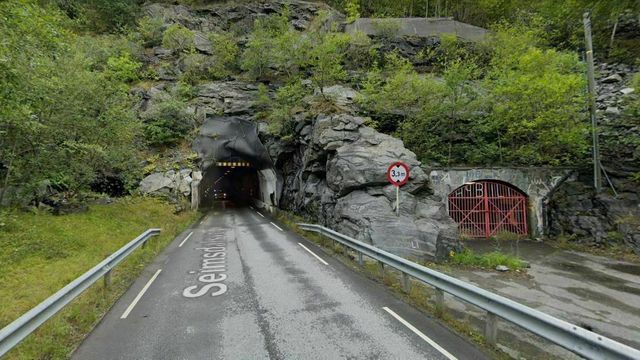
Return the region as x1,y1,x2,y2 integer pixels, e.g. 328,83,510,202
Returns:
448,181,528,238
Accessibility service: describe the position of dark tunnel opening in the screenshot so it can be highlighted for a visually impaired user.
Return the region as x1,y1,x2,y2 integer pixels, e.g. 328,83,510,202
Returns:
198,163,260,208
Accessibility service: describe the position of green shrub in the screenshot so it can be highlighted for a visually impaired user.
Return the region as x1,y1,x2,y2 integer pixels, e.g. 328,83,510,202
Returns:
181,52,213,84
162,23,194,53
209,32,239,79
142,100,194,146
106,53,142,82
137,16,164,47
345,0,360,23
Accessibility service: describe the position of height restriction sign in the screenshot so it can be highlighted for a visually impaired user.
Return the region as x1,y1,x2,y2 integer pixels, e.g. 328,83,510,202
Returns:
387,162,410,187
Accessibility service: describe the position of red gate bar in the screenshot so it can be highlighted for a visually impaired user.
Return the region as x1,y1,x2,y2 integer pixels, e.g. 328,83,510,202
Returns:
448,181,528,238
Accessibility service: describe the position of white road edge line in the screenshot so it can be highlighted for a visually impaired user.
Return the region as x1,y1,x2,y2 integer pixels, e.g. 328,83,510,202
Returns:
270,222,284,231
382,307,457,360
121,269,162,319
256,211,265,218
178,231,193,248
298,243,329,265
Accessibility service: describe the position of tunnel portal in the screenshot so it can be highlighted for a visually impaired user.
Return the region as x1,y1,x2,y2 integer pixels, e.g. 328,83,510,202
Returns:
192,115,279,210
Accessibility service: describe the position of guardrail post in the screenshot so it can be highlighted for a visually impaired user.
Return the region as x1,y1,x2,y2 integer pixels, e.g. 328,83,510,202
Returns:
377,261,384,278
103,270,112,290
357,252,364,267
485,312,498,346
434,288,445,315
401,272,411,293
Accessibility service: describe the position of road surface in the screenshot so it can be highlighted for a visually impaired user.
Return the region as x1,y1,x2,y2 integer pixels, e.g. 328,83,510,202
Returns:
73,208,488,359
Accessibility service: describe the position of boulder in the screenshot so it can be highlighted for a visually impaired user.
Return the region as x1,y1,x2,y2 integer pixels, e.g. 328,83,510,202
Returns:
139,173,173,194
602,74,623,83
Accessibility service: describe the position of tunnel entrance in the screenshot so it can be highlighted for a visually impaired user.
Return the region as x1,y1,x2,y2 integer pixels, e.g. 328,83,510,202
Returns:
198,162,259,208
448,180,528,239
192,115,279,211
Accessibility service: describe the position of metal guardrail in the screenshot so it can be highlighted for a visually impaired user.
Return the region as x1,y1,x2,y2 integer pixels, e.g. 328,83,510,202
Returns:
298,223,640,360
0,228,161,357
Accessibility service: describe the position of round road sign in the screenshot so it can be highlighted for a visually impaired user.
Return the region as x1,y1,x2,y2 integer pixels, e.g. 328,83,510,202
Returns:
387,162,410,187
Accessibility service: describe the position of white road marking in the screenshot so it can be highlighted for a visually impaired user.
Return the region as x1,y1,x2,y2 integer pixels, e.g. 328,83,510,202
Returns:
270,222,283,231
121,269,162,319
382,307,457,360
298,243,329,265
256,211,265,218
178,231,193,248
200,216,208,225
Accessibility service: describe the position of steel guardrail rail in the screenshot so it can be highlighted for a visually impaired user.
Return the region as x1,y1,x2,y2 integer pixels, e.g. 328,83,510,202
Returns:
298,223,640,360
0,228,161,357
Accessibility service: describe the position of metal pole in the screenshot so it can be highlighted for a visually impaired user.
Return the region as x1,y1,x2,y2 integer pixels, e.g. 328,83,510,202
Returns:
583,12,602,193
396,186,400,216
425,0,428,18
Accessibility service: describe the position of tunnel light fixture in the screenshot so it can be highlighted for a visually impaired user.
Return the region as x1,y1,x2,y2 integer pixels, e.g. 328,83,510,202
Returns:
216,161,251,167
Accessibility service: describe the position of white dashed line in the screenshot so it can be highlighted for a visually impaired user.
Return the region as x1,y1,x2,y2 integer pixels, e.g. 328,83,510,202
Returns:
382,307,457,360
270,222,283,231
178,232,193,248
121,269,162,319
298,243,329,265
256,211,265,218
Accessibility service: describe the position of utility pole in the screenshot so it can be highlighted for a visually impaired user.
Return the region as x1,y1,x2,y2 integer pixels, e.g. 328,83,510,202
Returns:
425,0,428,18
583,12,602,193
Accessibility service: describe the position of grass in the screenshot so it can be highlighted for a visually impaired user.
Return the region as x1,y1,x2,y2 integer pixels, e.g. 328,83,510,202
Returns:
447,248,526,270
271,210,513,360
0,196,197,359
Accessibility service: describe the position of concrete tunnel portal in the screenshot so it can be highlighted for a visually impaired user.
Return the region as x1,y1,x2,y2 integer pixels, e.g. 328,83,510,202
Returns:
191,115,279,209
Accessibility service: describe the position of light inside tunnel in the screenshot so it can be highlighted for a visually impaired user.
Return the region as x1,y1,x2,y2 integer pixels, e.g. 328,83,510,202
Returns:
198,164,260,208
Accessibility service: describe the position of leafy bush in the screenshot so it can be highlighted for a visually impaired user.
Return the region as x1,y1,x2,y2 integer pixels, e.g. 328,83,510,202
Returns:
142,100,194,146
0,1,143,205
344,0,360,23
162,23,194,53
360,23,588,167
181,52,213,84
263,81,310,135
106,53,142,82
209,32,239,79
137,16,164,47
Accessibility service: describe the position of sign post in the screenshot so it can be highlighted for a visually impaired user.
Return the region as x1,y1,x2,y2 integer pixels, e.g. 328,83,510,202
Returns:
386,162,410,216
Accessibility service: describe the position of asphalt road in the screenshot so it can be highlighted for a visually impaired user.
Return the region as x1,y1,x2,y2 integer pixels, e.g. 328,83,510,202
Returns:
72,207,488,360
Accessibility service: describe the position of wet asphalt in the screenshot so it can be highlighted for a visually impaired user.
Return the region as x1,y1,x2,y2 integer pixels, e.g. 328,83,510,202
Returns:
72,208,487,360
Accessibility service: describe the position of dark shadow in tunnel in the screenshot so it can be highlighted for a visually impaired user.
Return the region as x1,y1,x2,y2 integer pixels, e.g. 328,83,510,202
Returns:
198,165,260,208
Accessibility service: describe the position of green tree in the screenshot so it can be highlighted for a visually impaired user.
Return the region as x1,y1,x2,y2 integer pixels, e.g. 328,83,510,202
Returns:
209,32,240,79
0,1,142,205
162,23,195,53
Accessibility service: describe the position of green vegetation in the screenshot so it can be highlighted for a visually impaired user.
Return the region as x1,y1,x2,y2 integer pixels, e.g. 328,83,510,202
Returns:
142,99,195,147
0,1,143,205
448,248,526,270
0,197,196,359
162,23,195,53
208,32,240,79
361,23,588,167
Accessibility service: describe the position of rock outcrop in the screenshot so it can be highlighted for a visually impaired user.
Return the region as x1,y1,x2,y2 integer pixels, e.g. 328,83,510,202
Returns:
265,112,460,260
549,62,640,254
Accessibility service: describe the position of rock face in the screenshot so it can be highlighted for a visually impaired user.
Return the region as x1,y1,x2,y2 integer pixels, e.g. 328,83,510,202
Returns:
549,62,640,254
265,112,460,260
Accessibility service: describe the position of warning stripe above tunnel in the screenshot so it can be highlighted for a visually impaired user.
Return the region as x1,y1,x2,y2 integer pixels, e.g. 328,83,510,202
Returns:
448,181,528,238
